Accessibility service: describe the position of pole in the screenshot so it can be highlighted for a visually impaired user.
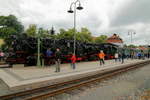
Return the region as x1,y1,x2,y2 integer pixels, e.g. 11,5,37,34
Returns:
129,30,135,45
37,30,41,67
131,32,133,44
74,4,76,55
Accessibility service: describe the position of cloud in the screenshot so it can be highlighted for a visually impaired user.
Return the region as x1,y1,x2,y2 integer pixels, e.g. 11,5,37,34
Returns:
111,0,150,27
0,0,150,45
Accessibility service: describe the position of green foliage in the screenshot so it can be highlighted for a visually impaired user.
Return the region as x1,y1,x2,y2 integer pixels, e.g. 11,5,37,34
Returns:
78,27,93,42
94,35,107,43
80,27,91,35
57,28,74,39
0,15,24,50
57,27,93,42
0,15,24,38
128,44,137,48
26,24,37,37
26,26,56,39
38,27,49,35
0,15,24,51
0,27,17,38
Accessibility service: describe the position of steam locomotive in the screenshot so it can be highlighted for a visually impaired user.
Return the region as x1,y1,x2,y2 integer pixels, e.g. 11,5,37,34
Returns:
6,34,118,66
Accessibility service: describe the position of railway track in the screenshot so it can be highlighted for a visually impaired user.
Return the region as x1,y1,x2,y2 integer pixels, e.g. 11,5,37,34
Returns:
0,60,150,100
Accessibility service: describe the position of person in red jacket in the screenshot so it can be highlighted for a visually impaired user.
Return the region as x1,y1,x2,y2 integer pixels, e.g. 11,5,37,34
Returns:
70,53,76,69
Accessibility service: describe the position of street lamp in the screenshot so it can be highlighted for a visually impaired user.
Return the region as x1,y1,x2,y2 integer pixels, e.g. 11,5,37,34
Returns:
37,28,42,67
128,30,136,44
67,0,83,55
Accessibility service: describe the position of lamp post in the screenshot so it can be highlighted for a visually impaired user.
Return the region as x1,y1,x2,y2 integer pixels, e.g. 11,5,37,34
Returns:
67,0,83,55
37,28,42,67
128,30,136,45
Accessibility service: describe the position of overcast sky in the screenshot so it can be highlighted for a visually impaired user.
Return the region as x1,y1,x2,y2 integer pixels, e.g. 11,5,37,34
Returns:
0,0,150,45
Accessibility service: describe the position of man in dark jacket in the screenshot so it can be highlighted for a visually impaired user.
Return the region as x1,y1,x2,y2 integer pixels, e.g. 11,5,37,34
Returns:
55,48,61,72
121,51,125,64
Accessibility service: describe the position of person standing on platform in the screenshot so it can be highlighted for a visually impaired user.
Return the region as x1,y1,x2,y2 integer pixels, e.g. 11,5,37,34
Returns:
55,48,61,72
98,50,105,66
46,48,53,57
138,52,141,59
46,48,53,65
141,51,145,60
148,52,150,59
121,51,125,64
0,51,4,61
131,52,134,59
70,53,76,69
118,52,121,62
114,52,119,62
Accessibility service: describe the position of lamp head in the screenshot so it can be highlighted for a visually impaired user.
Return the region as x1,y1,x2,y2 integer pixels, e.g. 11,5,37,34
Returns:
77,3,83,10
68,9,74,13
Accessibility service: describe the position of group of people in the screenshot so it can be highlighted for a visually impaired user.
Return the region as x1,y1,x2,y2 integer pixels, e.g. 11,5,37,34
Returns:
45,48,149,73
46,48,107,72
46,48,76,72
133,51,149,59
113,50,149,64
98,50,125,66
114,52,125,64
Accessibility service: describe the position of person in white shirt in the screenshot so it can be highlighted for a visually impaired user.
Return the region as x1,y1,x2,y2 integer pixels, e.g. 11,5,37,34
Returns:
114,52,119,62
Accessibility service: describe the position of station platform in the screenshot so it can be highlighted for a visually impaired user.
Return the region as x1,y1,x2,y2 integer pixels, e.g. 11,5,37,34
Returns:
0,59,149,96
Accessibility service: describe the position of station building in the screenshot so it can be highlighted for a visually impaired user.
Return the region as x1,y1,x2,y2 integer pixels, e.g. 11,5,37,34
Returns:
106,34,124,47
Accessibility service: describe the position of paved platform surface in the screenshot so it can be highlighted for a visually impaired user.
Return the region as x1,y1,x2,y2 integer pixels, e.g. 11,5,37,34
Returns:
0,59,149,96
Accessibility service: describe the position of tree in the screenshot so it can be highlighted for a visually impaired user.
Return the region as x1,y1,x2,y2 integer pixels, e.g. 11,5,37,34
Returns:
0,15,24,50
26,24,37,37
0,15,24,38
128,44,137,48
57,28,74,39
80,27,91,35
94,35,107,43
78,27,93,42
57,27,93,42
38,27,55,38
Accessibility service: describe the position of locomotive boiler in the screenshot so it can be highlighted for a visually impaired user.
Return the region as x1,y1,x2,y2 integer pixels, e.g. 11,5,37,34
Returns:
6,34,118,66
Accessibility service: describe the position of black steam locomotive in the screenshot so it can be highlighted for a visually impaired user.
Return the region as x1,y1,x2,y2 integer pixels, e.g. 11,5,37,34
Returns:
6,34,118,66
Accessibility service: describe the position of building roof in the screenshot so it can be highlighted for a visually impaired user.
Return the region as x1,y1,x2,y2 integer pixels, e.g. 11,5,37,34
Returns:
106,34,123,43
138,46,148,51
